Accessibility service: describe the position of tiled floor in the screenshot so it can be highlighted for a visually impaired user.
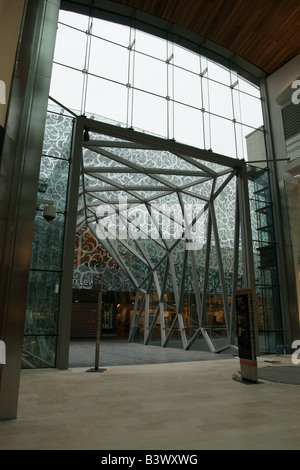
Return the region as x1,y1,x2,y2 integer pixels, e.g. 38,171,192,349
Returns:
0,341,300,450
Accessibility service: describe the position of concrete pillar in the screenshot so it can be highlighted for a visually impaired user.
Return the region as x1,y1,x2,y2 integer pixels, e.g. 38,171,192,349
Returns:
0,0,60,420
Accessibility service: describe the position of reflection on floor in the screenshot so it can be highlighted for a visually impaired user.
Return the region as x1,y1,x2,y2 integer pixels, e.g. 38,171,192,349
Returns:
68,337,237,368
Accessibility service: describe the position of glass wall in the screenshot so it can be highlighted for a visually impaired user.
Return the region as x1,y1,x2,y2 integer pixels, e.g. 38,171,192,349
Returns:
24,6,284,365
248,167,283,352
23,111,74,368
50,9,264,161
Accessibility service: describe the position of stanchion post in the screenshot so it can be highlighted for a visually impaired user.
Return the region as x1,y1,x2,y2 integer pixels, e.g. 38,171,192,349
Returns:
95,274,103,370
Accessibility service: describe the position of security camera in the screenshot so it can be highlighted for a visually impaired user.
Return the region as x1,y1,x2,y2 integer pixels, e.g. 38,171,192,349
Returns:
37,198,57,222
43,204,56,222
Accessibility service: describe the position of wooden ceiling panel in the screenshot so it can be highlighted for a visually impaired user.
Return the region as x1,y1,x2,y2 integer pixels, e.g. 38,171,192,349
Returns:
110,0,300,74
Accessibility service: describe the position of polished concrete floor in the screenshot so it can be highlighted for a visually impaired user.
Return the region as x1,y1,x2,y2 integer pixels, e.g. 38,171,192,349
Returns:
0,340,300,451
68,337,238,367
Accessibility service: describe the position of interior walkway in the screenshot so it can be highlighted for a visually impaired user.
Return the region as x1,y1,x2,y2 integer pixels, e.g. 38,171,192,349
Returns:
68,337,237,368
0,341,299,450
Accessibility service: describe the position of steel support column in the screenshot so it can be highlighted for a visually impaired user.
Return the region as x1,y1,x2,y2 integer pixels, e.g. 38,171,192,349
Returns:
56,117,85,369
238,164,259,356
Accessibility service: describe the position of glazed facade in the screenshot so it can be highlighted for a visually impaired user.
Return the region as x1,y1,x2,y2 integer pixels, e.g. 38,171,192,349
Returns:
23,8,283,367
